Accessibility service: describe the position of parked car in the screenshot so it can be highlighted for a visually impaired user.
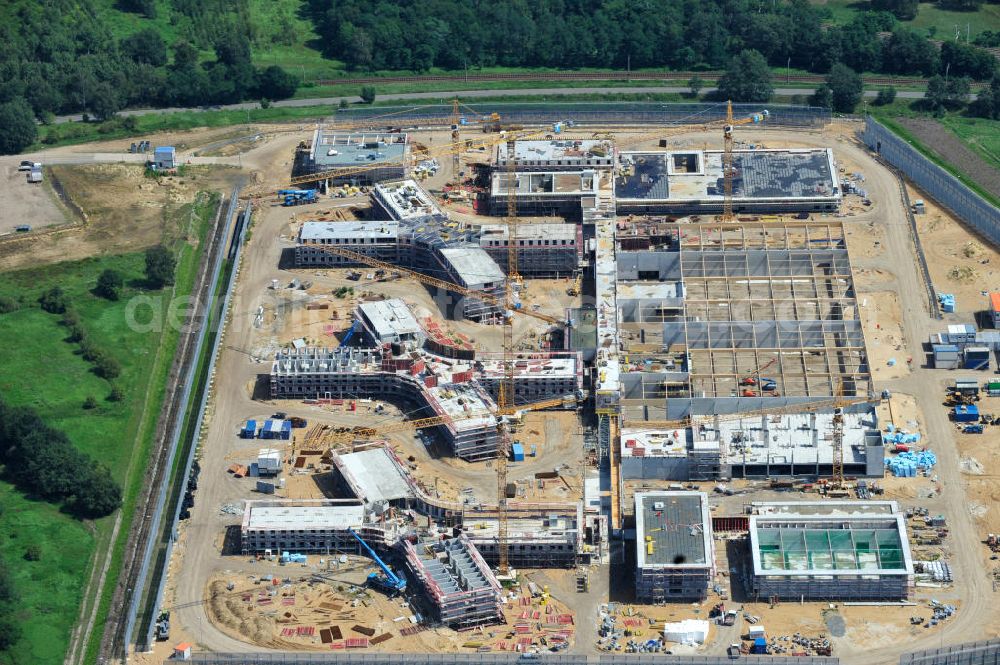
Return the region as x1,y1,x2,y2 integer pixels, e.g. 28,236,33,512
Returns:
18,160,39,171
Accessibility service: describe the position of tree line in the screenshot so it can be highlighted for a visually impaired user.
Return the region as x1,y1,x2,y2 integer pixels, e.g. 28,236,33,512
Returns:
0,399,122,519
0,0,301,154
308,0,998,82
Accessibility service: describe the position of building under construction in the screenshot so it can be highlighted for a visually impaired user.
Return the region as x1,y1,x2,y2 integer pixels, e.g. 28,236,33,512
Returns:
295,180,585,318
239,499,402,554
608,221,872,421
619,409,885,481
616,149,841,214
747,501,914,601
293,130,409,187
270,347,500,461
270,344,582,461
460,506,585,569
489,147,840,217
634,491,714,602
403,536,504,629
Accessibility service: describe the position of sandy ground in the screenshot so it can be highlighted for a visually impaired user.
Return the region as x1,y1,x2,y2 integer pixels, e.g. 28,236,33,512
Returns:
0,162,68,235
202,563,577,654
859,291,912,381
0,163,241,271
914,190,1000,319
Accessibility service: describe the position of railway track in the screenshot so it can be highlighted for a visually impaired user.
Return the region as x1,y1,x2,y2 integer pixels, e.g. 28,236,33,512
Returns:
316,70,979,88
96,194,231,664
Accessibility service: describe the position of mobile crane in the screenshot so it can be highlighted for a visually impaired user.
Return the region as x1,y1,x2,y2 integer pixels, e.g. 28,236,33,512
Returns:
349,528,406,596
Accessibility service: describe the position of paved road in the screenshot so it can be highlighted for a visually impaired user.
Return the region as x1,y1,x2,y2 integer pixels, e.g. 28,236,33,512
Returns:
53,87,932,124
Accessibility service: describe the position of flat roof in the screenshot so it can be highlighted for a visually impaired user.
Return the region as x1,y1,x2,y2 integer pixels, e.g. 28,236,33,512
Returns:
476,353,578,380
635,491,711,569
617,149,839,202
358,299,423,338
617,281,685,300
750,501,899,516
310,131,408,168
620,428,687,458
374,179,444,221
491,171,599,195
427,383,496,431
478,222,578,241
750,514,913,576
245,503,366,531
337,447,413,503
300,220,399,242
691,410,877,466
463,515,580,543
497,139,611,163
438,246,506,286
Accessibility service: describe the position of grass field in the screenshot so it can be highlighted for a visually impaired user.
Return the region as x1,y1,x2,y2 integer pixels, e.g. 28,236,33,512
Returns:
814,0,1000,38
0,193,219,665
0,487,94,665
939,116,1000,172
876,113,1000,208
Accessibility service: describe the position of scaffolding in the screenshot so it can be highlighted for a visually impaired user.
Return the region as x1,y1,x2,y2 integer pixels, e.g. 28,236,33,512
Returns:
403,536,504,630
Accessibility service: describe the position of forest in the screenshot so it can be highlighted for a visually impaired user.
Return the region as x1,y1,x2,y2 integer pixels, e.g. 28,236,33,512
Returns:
0,0,300,123
307,0,998,80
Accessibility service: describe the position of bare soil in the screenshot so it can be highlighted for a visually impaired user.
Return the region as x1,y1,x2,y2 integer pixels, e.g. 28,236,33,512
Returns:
913,189,1000,318
897,118,1000,200
0,163,241,271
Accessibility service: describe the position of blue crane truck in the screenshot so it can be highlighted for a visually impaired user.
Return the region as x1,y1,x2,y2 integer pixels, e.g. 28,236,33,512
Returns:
348,529,406,596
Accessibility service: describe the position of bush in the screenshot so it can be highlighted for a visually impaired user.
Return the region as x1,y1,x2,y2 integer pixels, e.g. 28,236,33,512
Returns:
360,86,377,104
79,339,101,362
61,308,80,327
145,245,176,288
874,87,897,106
23,545,41,561
83,395,98,410
67,325,86,344
95,355,122,380
108,385,125,402
95,269,124,301
0,296,19,314
38,286,68,314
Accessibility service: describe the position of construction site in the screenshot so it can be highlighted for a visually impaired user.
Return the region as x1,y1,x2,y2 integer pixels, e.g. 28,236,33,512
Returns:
117,99,1000,665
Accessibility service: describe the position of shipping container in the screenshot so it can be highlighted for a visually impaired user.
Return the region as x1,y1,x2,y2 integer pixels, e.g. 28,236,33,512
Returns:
953,405,980,422
511,443,524,462
241,419,257,439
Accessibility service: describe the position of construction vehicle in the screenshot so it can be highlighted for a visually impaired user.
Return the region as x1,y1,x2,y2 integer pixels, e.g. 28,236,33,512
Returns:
567,271,583,296
154,611,170,641
279,189,318,206
338,319,360,348
348,528,406,595
739,359,777,386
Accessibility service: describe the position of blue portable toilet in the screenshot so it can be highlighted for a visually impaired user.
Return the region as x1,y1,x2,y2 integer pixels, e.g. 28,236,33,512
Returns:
511,443,524,462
